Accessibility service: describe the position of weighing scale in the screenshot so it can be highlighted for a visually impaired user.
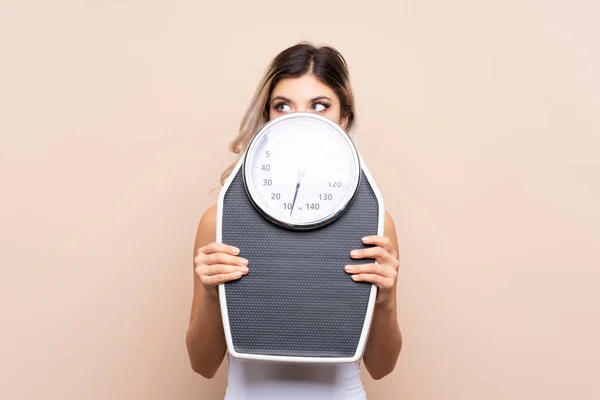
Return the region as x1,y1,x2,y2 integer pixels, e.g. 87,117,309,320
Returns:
217,112,384,363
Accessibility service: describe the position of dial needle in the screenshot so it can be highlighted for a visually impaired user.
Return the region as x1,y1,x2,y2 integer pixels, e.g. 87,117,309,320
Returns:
290,168,306,217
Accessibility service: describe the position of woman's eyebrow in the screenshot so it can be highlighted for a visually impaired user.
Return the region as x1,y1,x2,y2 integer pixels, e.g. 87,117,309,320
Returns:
270,95,333,105
309,96,332,102
271,95,293,105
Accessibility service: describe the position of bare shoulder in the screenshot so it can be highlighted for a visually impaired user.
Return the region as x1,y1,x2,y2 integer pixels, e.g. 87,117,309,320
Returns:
194,204,218,252
200,204,218,227
384,211,396,229
384,211,399,252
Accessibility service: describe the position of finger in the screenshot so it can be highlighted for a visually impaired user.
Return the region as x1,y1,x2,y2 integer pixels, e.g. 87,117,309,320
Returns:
199,242,241,256
350,246,394,265
344,263,397,279
361,235,397,257
204,252,248,267
351,273,395,289
200,271,245,286
201,263,249,276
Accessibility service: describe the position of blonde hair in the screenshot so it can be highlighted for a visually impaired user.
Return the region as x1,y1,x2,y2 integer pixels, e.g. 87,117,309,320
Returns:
218,42,357,188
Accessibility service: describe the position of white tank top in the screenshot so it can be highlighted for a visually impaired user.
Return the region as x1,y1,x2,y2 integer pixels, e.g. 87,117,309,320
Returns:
224,355,367,400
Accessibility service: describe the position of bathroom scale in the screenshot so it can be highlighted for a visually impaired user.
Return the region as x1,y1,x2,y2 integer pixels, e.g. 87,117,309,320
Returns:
217,112,384,363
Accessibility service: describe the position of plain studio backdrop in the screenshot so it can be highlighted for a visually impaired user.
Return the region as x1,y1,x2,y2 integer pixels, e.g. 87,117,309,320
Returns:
1,1,599,399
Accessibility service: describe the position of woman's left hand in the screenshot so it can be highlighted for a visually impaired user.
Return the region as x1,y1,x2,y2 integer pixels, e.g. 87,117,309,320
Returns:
345,235,400,308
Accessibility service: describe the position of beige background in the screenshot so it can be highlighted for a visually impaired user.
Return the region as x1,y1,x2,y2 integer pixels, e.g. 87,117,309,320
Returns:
1,1,599,399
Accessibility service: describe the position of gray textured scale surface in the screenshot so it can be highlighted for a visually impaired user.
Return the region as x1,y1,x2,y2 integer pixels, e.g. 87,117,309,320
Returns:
221,167,379,358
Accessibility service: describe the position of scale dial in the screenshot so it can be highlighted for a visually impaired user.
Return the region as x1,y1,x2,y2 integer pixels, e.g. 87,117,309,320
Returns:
243,112,360,229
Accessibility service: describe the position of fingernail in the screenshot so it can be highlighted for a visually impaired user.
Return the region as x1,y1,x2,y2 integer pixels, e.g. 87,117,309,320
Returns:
232,247,240,255
240,266,249,274
233,271,243,278
345,265,354,272
350,250,359,257
240,258,248,265
362,236,370,242
351,275,359,280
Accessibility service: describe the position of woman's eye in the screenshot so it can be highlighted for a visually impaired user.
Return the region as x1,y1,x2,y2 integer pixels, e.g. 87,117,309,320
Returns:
313,102,328,112
277,103,291,112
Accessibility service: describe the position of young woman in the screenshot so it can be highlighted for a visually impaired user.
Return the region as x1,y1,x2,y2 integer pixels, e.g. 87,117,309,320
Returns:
186,42,402,399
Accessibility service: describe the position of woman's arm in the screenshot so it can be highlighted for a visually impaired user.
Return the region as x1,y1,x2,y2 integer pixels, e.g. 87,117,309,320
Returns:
363,296,403,379
185,205,228,379
348,211,403,379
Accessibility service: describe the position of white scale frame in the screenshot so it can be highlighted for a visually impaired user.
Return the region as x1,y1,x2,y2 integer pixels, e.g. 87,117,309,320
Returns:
216,113,385,364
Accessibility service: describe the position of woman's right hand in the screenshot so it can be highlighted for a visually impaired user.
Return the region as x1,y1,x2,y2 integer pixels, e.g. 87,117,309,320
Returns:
194,242,249,299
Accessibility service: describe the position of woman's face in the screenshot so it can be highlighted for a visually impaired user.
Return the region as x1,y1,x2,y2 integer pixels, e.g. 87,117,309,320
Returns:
268,74,348,129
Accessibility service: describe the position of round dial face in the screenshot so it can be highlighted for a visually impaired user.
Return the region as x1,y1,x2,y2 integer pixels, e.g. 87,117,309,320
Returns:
243,113,360,229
